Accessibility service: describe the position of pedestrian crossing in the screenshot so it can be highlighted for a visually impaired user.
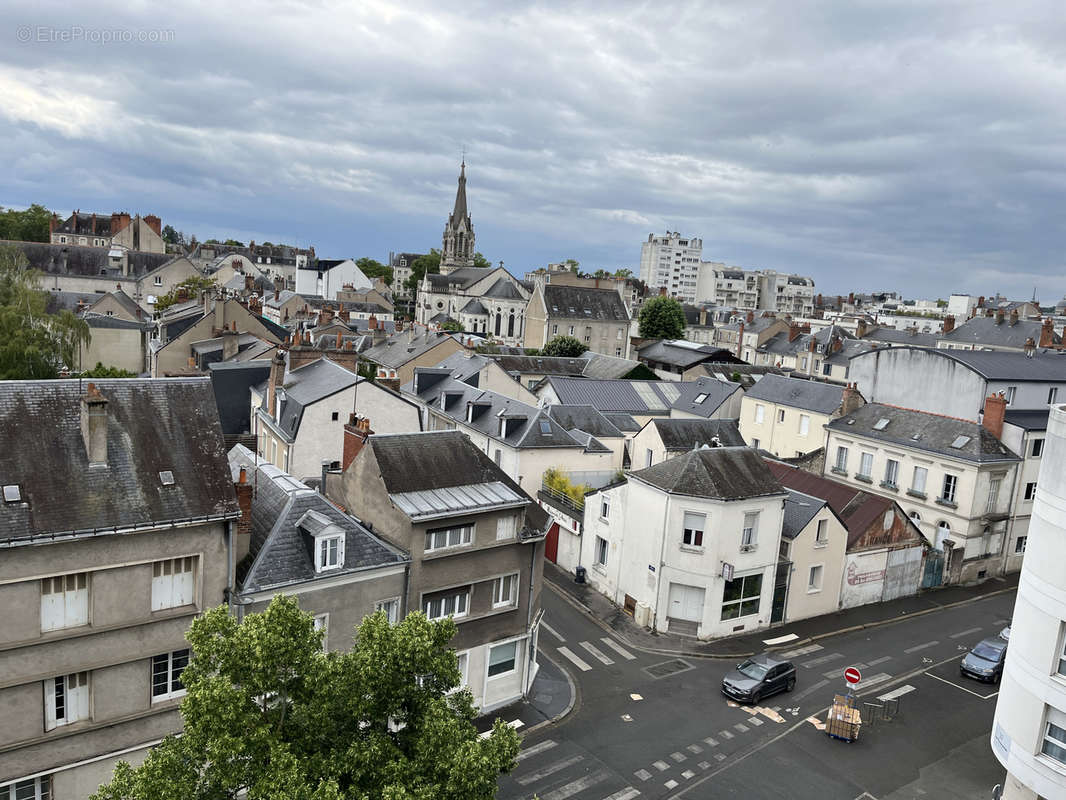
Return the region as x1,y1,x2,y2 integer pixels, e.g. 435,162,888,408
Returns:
547,619,639,675
502,739,639,800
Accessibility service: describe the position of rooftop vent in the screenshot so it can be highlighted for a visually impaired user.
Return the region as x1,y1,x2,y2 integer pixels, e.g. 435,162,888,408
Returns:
950,436,971,449
873,418,891,430
159,470,175,486
911,433,922,441
2,484,21,502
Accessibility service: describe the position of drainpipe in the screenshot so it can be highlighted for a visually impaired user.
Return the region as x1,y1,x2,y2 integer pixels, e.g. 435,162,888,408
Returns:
401,562,411,618
999,457,1022,576
225,519,235,614
524,538,538,697
650,493,671,633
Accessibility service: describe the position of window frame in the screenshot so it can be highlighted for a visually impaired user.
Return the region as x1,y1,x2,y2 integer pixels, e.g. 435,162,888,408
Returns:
424,524,474,553
151,649,189,702
883,459,899,488
940,473,958,504
423,589,470,621
600,496,610,521
151,557,196,612
594,535,609,567
487,640,519,678
858,452,874,479
375,597,400,623
682,511,706,548
834,445,848,472
799,414,810,436
0,775,51,800
1032,438,1044,458
911,465,928,495
316,535,343,572
1042,711,1066,766
492,573,519,608
40,572,89,633
808,564,823,592
754,404,765,424
45,671,89,730
720,572,763,620
741,511,759,550
815,518,828,546
1016,536,1027,555
1025,481,1038,501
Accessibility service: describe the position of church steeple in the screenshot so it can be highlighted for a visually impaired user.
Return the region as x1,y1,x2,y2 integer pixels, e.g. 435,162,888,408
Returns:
440,160,475,275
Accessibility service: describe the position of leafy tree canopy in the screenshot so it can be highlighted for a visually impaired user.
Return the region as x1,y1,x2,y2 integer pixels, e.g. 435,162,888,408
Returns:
638,295,686,339
541,335,588,357
0,245,90,379
404,249,441,294
356,257,393,287
80,362,138,378
440,320,463,332
223,239,244,247
472,252,492,269
92,596,519,800
154,275,218,312
161,225,184,246
0,203,54,243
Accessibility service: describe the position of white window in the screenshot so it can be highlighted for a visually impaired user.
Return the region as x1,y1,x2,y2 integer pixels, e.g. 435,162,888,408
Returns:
941,474,958,504
317,536,343,571
552,324,558,335
600,496,610,520
41,573,89,632
741,512,759,550
151,557,195,611
754,404,765,424
694,393,708,404
911,466,928,495
1049,387,1059,405
1025,482,1038,501
0,776,51,799
986,477,1002,514
617,328,624,340
375,598,400,623
1032,438,1044,458
1005,386,1017,405
45,671,89,730
808,565,823,592
487,641,518,677
799,415,810,436
425,524,473,552
834,446,848,472
1016,536,1027,554
423,590,468,620
151,649,189,701
594,536,608,566
1042,709,1066,765
858,452,873,479
909,510,922,524
493,573,519,608
313,613,329,648
682,511,705,547
815,519,828,545
153,276,163,287
496,515,517,541
453,651,469,689
751,437,760,450
883,459,899,487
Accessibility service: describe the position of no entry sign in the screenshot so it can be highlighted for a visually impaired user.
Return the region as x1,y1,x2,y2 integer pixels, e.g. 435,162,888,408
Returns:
844,666,862,685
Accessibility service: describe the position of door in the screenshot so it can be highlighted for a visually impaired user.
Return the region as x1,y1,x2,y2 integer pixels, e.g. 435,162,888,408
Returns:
883,547,922,601
770,560,791,624
545,522,559,564
668,583,705,622
922,550,945,589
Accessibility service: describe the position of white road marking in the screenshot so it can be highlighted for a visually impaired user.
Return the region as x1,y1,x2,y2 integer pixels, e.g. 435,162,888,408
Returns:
714,753,726,762
516,739,558,761
867,656,892,667
781,644,824,659
924,671,999,700
681,769,695,779
542,771,608,800
630,693,644,701
703,736,719,747
602,789,641,800
601,637,638,660
634,769,652,782
686,744,703,753
653,760,670,771
733,722,749,733
803,652,844,668
541,619,565,642
748,717,763,726
670,752,687,762
877,685,916,702
509,719,524,729
664,779,679,789
904,640,938,654
580,640,615,666
857,672,893,689
949,627,983,639
516,754,583,784
718,730,734,740
557,646,592,672
763,633,800,645
791,678,829,702
698,761,711,770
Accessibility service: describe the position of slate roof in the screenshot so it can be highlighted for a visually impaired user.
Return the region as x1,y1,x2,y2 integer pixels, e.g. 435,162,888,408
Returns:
92,290,146,319
209,361,272,435
483,278,525,300
637,340,734,368
1,240,173,279
692,362,784,388
366,430,550,534
543,377,684,414
228,445,407,593
629,447,786,500
671,376,740,418
83,313,152,331
745,374,846,414
888,347,1066,382
492,353,641,380
940,316,1060,349
542,285,629,321
545,405,626,439
782,490,827,541
863,327,939,347
1003,409,1050,432
603,412,642,432
269,358,360,441
361,326,457,368
45,290,101,314
827,403,1020,463
424,267,495,289
650,418,746,451
0,378,240,544
429,350,494,385
460,298,489,315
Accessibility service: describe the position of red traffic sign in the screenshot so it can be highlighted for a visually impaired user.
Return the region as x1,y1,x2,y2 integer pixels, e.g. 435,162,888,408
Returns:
844,666,862,685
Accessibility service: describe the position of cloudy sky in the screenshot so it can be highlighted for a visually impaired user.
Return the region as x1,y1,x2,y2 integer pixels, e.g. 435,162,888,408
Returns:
2,1,1065,300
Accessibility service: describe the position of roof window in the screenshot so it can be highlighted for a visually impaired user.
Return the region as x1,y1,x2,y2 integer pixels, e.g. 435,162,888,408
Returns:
873,418,891,430
3,484,21,502
950,435,971,449
158,471,175,486
693,393,708,404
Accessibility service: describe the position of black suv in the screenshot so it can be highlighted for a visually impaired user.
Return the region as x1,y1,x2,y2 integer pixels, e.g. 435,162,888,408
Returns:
721,653,797,704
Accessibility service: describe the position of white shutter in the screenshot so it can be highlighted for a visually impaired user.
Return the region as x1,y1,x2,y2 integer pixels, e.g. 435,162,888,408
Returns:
44,677,59,730
41,578,64,632
496,515,516,541
68,574,88,627
175,559,194,607
71,672,89,722
151,561,169,611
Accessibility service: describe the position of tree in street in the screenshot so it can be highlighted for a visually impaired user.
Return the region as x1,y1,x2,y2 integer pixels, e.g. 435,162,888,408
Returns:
0,245,90,378
355,257,394,286
638,295,686,340
541,335,588,357
92,595,520,800
80,363,138,378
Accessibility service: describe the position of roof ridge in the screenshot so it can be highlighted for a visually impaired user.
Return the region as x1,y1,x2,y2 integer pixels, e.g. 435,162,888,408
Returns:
871,402,979,425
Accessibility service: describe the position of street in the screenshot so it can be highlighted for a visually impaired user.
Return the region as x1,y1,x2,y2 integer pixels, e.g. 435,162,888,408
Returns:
498,584,1014,800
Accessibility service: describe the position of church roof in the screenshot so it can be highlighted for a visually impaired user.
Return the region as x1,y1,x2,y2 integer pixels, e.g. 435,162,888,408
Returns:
483,278,525,300
450,161,469,223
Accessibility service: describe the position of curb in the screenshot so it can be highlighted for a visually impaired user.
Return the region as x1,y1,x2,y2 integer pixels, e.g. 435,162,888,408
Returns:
545,576,1017,661
522,650,579,736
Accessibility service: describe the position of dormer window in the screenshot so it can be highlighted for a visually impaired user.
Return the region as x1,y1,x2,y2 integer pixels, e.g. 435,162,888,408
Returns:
317,535,343,571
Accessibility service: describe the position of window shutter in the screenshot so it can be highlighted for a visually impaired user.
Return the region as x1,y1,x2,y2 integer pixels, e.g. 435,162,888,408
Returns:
68,574,88,627
41,578,64,632
151,561,169,611
44,677,59,730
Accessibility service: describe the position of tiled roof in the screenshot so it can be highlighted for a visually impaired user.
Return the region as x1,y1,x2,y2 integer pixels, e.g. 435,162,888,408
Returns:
0,378,239,543
782,490,826,541
745,374,846,414
543,285,629,321
630,447,786,500
940,316,1059,349
651,418,745,451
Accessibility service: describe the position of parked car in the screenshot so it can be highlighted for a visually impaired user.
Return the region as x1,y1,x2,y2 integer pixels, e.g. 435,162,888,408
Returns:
722,653,796,704
999,626,1011,642
960,637,1008,683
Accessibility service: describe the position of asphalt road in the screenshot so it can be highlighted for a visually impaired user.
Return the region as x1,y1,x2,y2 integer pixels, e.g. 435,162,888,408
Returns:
498,584,1015,800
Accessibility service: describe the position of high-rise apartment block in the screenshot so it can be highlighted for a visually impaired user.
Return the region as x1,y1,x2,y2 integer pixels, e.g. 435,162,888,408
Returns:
639,232,703,303
698,265,815,316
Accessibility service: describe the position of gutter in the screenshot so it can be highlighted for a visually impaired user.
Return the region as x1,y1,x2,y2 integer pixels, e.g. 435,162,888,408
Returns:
1,512,242,548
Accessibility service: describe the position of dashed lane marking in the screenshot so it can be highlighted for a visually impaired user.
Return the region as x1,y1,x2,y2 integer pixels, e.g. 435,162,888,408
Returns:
949,627,983,639
541,619,565,642
718,730,734,740
703,737,719,747
748,717,764,726
579,640,615,666
515,754,583,785
634,769,652,782
557,646,592,672
857,672,893,689
867,656,892,667
516,739,557,762
652,760,670,771
698,761,711,770
664,780,679,790
733,723,749,733
877,684,916,702
714,753,726,762
790,678,829,702
479,719,522,739
670,752,687,763
904,640,938,654
602,788,641,800
681,769,695,779
803,652,844,668
686,744,703,754
601,637,637,660
780,644,824,659
541,771,608,800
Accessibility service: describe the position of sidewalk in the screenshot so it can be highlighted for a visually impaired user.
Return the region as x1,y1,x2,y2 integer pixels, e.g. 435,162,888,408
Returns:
545,561,1019,659
474,652,575,735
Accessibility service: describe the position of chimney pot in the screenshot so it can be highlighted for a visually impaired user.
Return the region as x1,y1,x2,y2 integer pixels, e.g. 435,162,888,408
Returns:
80,384,109,467
982,393,1007,440
267,351,285,417
943,315,955,334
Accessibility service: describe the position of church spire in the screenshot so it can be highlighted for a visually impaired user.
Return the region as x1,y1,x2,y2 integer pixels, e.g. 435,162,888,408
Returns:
440,159,475,275
451,159,468,223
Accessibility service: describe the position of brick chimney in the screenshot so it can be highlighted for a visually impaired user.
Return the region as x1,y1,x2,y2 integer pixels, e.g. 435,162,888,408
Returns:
847,292,855,305
808,335,817,353
338,309,350,324
80,383,109,467
320,305,334,327
832,335,843,353
221,326,240,360
49,213,57,234
996,309,1005,325
1024,337,1037,357
1040,318,1055,347
746,310,754,323
659,286,667,297
840,382,865,415
234,466,252,563
144,215,162,236
855,319,867,338
1009,309,1019,326
943,315,955,334
977,295,985,309
342,414,373,470
335,330,343,350
788,322,801,342
368,314,378,331
982,393,1007,440
267,351,286,418
699,307,708,326
736,322,744,358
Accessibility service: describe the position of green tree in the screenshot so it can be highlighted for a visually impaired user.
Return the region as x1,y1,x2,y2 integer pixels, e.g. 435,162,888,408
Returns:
0,246,90,378
592,269,611,279
154,275,218,311
92,596,519,800
440,320,463,332
564,258,579,273
355,257,393,286
80,363,138,378
0,203,54,243
541,335,588,357
404,248,441,294
614,268,632,278
224,239,244,247
638,295,686,339
473,252,491,269
161,225,180,245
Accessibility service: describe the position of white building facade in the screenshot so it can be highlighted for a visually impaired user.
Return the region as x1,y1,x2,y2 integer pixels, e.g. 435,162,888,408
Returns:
639,232,703,303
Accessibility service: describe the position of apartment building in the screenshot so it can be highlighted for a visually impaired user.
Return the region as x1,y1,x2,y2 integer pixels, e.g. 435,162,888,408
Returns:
740,376,864,458
700,266,815,316
639,232,703,303
524,284,632,358
0,379,240,799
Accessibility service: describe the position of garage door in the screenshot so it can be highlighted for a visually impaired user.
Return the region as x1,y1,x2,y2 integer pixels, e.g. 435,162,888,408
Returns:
668,582,705,622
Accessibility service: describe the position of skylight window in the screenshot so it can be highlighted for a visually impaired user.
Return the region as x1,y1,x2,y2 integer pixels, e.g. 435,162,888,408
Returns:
873,418,891,430
693,393,708,404
2,484,21,502
158,471,175,486
911,433,922,441
539,419,552,434
950,435,971,449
